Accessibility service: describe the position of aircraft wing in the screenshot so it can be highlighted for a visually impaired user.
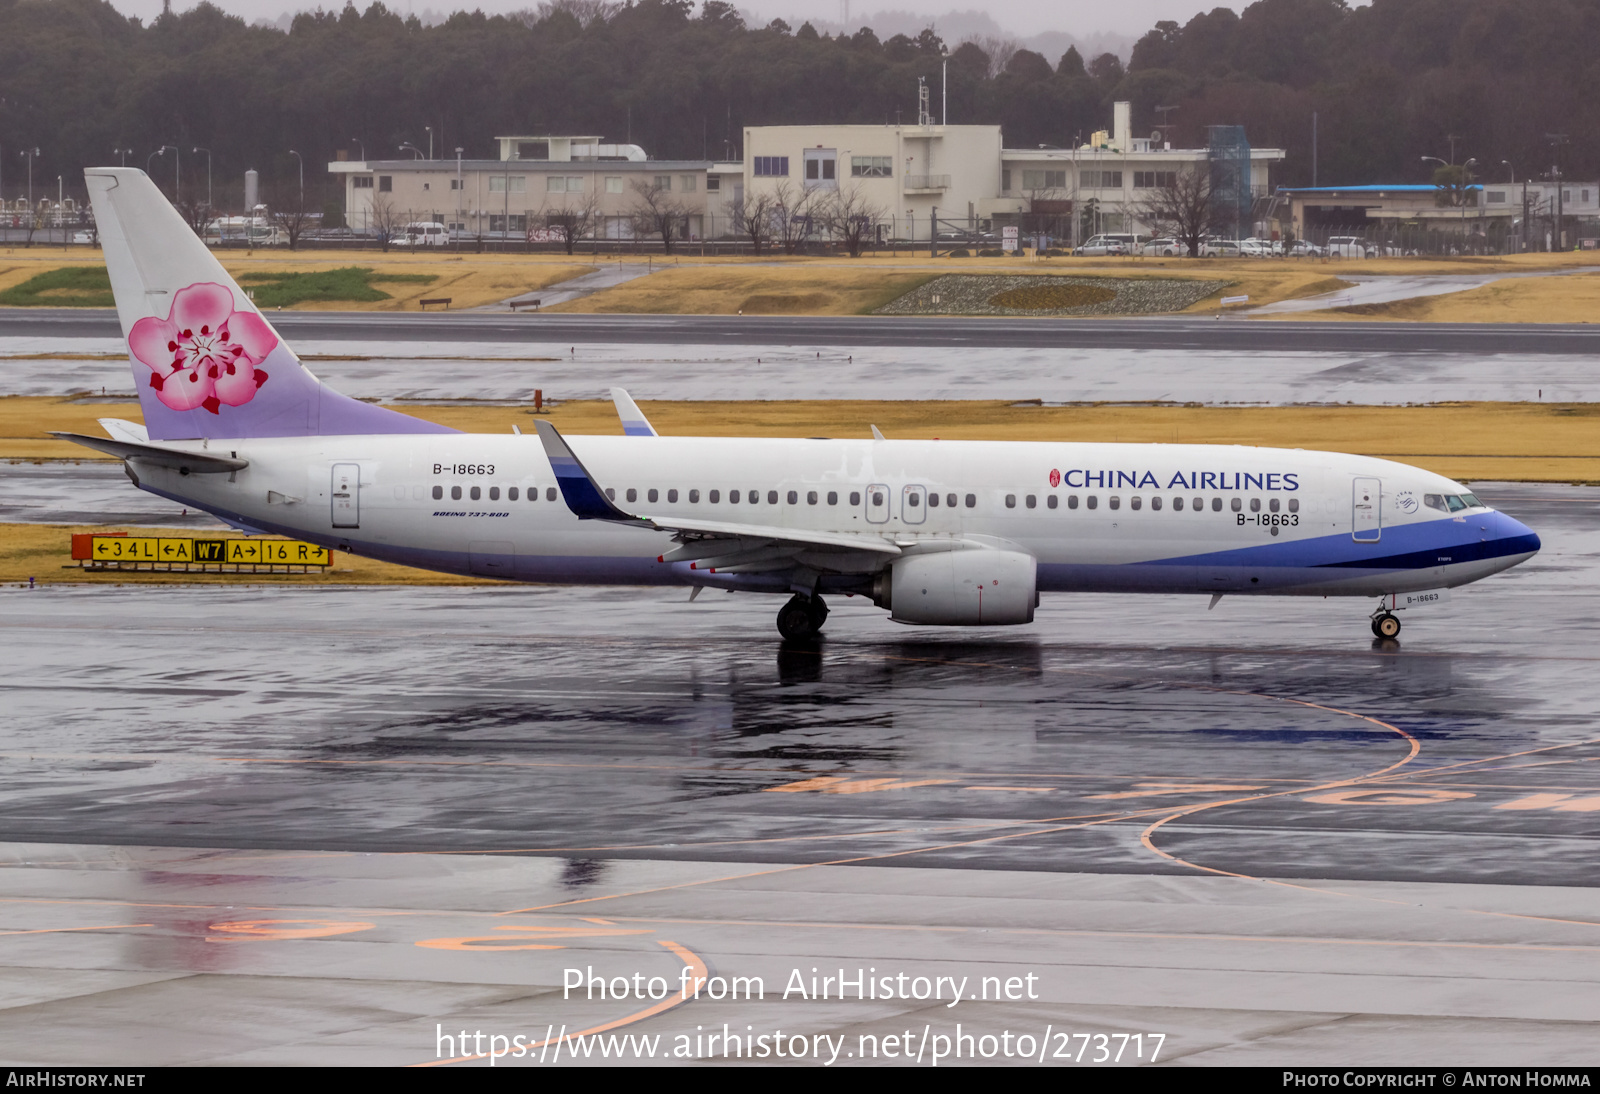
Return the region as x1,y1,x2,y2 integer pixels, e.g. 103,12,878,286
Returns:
49,431,248,473
534,420,898,574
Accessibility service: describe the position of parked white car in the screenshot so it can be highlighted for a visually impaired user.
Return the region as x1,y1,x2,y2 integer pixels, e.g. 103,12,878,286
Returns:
1201,239,1241,258
1142,237,1185,256
1326,236,1372,258
1239,238,1273,256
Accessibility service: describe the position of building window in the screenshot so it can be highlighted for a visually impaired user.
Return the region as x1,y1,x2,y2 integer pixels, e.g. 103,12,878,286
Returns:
450,179,463,190
489,214,527,232
489,176,527,194
378,176,392,192
754,156,789,177
1001,169,1011,192
680,176,697,192
804,155,836,183
851,156,892,178
653,175,672,191
1134,171,1177,189
1022,169,1066,190
605,176,623,193
517,141,550,160
1080,170,1123,189
353,176,374,189
706,175,720,191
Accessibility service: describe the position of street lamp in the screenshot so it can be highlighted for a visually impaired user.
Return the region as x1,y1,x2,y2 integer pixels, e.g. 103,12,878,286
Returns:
399,142,423,160
351,137,365,162
161,144,180,201
21,147,39,217
288,149,304,208
192,147,212,210
147,147,164,174
114,147,133,167
424,125,433,160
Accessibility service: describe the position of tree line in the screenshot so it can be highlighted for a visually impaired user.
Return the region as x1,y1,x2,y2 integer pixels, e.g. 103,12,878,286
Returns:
1,0,1597,213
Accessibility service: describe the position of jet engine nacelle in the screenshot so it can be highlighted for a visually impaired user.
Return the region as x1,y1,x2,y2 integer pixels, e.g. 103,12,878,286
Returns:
886,547,1037,626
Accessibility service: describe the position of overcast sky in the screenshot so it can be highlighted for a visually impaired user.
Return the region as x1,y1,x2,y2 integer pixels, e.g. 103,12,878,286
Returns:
105,1,1292,40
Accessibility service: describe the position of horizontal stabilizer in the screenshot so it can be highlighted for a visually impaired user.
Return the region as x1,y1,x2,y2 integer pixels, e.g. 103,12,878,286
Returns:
49,431,247,474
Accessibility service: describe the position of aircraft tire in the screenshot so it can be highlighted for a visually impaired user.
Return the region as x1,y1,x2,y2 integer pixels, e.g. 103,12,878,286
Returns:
1374,613,1401,639
777,596,819,641
808,595,829,630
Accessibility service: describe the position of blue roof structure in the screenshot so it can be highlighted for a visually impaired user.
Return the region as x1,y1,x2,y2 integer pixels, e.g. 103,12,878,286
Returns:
1280,184,1482,194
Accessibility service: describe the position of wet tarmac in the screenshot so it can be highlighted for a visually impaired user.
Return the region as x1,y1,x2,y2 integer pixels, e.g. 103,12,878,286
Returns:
1,484,1597,1063
6,339,1597,404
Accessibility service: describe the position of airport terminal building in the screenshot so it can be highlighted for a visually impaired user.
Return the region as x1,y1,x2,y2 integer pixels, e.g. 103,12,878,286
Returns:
329,105,1285,245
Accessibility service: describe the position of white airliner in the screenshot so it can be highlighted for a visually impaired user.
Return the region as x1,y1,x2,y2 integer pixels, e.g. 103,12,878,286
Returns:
62,168,1540,641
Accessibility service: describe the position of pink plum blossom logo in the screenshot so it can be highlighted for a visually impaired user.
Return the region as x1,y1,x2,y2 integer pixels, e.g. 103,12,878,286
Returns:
128,282,275,415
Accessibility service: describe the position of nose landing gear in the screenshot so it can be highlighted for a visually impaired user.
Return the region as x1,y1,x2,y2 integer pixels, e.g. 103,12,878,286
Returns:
1370,611,1401,639
776,594,829,641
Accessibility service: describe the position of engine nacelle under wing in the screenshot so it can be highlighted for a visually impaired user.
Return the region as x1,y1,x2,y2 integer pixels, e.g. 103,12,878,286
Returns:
888,547,1037,626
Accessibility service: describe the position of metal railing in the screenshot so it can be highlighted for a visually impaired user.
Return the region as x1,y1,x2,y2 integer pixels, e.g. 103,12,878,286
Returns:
904,174,950,190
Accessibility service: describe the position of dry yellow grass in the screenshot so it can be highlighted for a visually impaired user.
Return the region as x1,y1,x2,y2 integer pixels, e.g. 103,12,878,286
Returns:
0,522,501,586
12,394,1600,482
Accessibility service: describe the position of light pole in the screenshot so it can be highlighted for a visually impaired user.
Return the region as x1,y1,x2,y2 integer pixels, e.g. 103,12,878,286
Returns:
21,147,38,220
425,126,433,160
147,148,164,174
114,147,133,167
288,149,304,210
56,175,62,243
399,142,423,160
1546,133,1569,250
351,137,365,162
455,147,462,243
192,147,212,210
161,145,180,202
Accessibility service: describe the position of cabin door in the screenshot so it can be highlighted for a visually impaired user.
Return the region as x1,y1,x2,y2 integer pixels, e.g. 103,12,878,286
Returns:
1352,477,1381,542
331,463,360,528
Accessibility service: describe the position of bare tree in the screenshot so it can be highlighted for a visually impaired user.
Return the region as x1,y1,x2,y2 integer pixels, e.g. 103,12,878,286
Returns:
730,186,778,255
368,195,404,253
539,189,602,255
817,184,887,257
770,180,819,256
266,182,314,250
961,34,1019,78
1136,165,1218,258
175,195,212,239
516,0,619,28
629,179,690,253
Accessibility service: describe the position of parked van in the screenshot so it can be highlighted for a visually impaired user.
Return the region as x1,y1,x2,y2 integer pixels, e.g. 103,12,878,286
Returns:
396,221,449,247
1326,235,1372,258
204,216,284,246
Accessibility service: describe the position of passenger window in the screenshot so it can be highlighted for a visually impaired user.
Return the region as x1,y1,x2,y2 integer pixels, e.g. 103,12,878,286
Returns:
1173,497,1184,511
807,491,818,505
1087,495,1098,510
1130,496,1141,510
1212,497,1222,511
489,486,500,501
1047,495,1058,510
546,487,557,501
788,490,798,505
908,492,920,507
689,489,699,503
1288,498,1298,513
1109,496,1120,510
946,493,957,507
451,486,462,500
871,490,884,507
1068,495,1079,509
729,490,739,504
850,491,861,506
928,492,940,507
828,491,838,505
1446,495,1466,512
1269,498,1279,513
965,494,976,508
605,488,615,500
508,487,519,501
1152,496,1162,511
432,485,443,500
470,486,481,501
1230,497,1241,512
1005,494,1016,508
769,490,779,504
648,488,659,503
709,489,720,503
668,489,678,503
747,490,758,504
1025,494,1036,509
626,488,637,503
1250,498,1261,513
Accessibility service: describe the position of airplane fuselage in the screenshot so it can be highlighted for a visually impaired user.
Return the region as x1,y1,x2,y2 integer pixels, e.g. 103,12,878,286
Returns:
129,433,1539,600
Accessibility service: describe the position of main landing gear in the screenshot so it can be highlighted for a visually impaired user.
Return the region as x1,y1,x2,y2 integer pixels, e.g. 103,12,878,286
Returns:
776,594,829,641
1371,611,1401,639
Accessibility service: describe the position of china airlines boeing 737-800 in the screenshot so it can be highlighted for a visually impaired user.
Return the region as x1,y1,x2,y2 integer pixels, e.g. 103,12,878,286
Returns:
60,168,1540,640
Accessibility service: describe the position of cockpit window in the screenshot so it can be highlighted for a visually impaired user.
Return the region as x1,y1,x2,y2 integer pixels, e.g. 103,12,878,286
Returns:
1424,494,1447,512
1460,493,1483,508
1446,495,1466,512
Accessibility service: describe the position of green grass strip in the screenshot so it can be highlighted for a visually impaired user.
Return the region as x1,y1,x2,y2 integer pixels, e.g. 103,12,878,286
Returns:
0,267,114,307
236,267,436,307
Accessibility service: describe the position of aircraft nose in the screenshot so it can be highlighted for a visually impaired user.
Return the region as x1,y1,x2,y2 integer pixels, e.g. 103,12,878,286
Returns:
1490,510,1540,554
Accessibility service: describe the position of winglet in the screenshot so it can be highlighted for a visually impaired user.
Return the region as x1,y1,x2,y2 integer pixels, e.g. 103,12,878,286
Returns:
870,424,885,441
611,387,658,437
533,420,641,522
